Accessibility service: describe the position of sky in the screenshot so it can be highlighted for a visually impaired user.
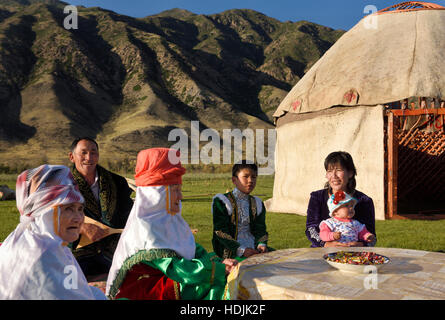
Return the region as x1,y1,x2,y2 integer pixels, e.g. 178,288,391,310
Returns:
66,0,445,30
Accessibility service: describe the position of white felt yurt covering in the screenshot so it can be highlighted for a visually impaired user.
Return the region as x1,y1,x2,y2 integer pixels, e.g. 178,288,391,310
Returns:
266,3,445,220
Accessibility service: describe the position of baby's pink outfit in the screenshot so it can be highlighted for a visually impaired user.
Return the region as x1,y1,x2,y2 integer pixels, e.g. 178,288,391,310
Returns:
319,217,372,243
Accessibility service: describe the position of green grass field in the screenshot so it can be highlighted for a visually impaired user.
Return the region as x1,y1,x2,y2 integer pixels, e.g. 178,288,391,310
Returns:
1,173,445,252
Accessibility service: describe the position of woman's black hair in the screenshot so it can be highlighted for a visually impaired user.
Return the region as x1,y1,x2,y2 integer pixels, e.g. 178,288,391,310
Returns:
323,151,357,194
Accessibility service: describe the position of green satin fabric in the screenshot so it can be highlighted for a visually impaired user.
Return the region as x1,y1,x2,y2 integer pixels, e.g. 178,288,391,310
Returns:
143,244,229,300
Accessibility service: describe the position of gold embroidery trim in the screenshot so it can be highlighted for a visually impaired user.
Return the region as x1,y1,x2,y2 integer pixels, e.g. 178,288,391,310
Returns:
227,192,239,240
137,274,150,281
222,249,231,259
173,281,180,300
215,230,236,242
227,192,237,225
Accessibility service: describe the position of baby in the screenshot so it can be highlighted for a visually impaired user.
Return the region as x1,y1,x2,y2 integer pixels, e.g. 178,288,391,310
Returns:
319,190,375,244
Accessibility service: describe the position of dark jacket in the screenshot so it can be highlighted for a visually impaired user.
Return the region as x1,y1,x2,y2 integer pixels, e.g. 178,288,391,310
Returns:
71,165,134,260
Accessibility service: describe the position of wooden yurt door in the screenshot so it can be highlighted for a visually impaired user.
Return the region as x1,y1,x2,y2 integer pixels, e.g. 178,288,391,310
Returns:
385,100,445,219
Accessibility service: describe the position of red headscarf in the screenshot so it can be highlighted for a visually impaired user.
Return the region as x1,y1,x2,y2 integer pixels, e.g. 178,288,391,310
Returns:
134,148,186,187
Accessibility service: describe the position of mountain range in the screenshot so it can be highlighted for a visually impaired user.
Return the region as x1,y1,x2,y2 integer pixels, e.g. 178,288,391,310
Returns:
0,0,344,169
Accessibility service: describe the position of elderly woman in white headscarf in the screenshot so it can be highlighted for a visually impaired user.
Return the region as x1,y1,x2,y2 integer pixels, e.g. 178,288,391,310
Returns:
106,148,237,300
0,164,106,300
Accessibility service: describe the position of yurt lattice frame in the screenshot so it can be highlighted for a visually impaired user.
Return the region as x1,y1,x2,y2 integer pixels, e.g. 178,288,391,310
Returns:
378,1,445,13
385,99,445,218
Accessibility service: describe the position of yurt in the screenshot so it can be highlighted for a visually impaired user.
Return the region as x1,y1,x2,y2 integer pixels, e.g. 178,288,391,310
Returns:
265,2,445,220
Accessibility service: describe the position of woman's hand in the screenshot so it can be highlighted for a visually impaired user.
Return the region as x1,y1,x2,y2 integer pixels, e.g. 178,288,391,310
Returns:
222,259,238,275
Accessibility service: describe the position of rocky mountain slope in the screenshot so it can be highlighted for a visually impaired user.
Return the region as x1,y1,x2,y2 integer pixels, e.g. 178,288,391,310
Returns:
0,0,344,168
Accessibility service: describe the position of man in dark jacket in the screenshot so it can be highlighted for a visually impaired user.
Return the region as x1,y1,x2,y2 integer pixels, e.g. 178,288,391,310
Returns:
69,137,134,280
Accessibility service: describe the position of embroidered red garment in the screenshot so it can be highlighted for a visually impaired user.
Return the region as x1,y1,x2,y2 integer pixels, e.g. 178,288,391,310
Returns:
115,263,180,300
134,148,186,187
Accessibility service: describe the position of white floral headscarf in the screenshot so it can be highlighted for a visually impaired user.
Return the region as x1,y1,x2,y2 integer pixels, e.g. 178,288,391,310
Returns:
0,165,106,300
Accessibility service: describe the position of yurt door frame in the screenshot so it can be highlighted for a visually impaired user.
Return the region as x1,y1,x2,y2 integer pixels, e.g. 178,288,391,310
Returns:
385,106,445,218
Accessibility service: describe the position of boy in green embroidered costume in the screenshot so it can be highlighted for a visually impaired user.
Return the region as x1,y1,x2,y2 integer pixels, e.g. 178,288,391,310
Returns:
212,161,271,260
105,148,238,300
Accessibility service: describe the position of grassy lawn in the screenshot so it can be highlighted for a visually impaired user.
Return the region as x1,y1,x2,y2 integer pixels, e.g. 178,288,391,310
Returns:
1,172,445,253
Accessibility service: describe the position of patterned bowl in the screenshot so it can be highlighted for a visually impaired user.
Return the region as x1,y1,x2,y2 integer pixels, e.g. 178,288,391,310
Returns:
323,251,390,274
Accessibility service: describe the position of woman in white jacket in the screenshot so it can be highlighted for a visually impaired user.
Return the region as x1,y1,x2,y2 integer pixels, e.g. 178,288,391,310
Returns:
0,164,106,300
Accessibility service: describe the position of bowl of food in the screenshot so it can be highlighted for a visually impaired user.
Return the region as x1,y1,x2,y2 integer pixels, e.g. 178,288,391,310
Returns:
323,251,390,273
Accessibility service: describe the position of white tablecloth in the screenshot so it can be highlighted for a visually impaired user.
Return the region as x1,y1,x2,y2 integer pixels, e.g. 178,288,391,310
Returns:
227,247,445,300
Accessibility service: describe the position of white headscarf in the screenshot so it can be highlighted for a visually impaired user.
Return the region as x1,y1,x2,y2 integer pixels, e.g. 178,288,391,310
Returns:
105,185,196,296
0,165,106,300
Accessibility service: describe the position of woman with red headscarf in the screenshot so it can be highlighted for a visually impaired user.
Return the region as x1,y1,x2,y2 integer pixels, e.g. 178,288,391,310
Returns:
106,148,237,300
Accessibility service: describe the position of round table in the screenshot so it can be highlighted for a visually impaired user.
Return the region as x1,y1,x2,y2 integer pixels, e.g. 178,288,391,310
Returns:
227,247,445,300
